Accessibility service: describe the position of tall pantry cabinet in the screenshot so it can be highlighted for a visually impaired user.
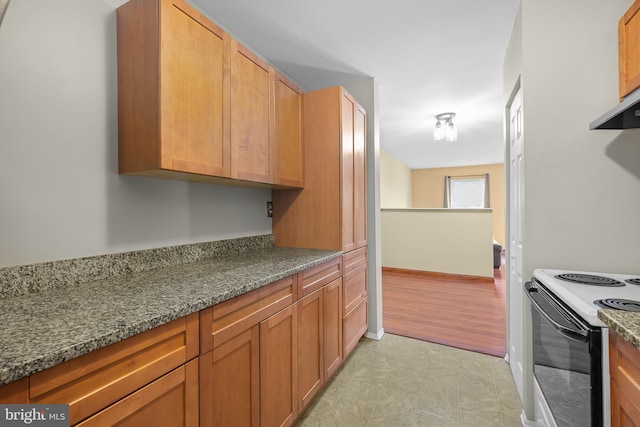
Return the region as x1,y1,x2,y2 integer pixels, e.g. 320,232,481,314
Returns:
273,86,368,360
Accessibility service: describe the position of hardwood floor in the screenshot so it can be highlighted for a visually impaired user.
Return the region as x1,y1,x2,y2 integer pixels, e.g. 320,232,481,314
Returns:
382,259,507,357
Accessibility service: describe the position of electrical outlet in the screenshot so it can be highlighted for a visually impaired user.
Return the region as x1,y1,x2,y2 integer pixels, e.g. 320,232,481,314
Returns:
267,201,273,218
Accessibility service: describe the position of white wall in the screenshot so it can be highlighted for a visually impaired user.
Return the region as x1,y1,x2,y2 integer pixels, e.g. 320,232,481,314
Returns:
0,0,272,268
381,209,494,278
380,148,412,208
519,0,640,278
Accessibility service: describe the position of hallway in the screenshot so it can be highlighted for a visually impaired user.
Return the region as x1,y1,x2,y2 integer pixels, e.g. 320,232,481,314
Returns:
295,333,522,426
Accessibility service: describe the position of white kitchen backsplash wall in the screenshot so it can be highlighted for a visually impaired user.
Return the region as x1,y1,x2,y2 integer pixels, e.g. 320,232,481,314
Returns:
518,0,640,277
0,0,273,268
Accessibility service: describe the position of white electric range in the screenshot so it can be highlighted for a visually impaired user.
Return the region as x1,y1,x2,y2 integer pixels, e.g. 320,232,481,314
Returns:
526,268,640,427
533,268,640,326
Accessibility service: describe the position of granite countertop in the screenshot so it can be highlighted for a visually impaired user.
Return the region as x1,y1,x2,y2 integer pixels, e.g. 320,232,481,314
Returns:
598,309,640,350
0,246,341,386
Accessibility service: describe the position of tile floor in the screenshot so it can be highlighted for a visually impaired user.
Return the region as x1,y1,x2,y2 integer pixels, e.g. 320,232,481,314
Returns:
295,333,523,427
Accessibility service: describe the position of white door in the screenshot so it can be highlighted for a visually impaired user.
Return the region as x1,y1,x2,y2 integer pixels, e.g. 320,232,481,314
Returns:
508,87,525,400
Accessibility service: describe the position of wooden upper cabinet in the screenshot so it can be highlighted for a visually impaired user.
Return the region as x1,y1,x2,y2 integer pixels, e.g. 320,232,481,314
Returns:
272,86,366,252
620,0,640,100
341,92,367,252
117,0,231,178
274,73,304,188
353,103,367,249
230,41,275,184
341,92,356,253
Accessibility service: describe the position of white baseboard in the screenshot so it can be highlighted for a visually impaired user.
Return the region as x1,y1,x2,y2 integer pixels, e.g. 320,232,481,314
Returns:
365,328,384,340
520,411,539,426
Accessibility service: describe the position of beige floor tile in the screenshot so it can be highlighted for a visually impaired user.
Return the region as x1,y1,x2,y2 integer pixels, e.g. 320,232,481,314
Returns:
458,384,501,413
459,409,504,426
342,375,387,403
416,378,458,419
385,371,425,395
459,350,496,379
295,416,323,427
294,333,523,427
500,409,524,427
319,396,376,427
367,386,419,426
351,361,391,384
413,410,458,427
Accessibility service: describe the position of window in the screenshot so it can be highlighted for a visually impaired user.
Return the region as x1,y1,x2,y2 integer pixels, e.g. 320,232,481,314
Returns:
444,174,490,209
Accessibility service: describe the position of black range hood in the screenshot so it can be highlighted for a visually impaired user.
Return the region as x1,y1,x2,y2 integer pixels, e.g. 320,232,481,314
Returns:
590,87,640,129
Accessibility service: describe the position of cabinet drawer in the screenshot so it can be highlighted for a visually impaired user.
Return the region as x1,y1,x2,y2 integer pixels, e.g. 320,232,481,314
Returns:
200,275,296,352
298,257,342,298
343,298,368,357
76,359,198,427
343,261,367,314
29,313,199,426
343,247,366,274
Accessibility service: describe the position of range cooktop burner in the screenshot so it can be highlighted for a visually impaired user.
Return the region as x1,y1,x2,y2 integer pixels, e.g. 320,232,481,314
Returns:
626,278,640,286
594,298,640,312
555,273,624,287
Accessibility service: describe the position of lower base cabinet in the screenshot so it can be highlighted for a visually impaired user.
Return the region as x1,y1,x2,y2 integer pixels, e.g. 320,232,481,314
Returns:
260,305,298,427
0,377,28,403
297,288,324,412
323,278,343,381
0,258,367,427
610,332,640,426
200,326,260,427
343,297,368,357
342,248,368,358
77,360,199,427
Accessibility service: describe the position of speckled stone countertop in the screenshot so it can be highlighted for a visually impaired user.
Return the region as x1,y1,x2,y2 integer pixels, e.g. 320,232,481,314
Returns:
0,243,341,386
598,310,640,350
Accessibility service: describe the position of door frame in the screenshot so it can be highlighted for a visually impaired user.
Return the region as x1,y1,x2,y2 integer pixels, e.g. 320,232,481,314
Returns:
504,77,534,423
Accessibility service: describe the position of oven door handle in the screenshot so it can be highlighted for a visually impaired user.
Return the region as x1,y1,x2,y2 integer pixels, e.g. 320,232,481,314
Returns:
524,281,589,343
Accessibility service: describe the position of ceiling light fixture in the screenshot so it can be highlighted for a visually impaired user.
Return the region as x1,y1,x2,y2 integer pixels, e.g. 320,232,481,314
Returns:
434,112,457,142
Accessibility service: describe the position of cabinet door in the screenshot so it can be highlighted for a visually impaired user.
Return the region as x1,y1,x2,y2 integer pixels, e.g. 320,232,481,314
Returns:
76,360,198,427
343,297,368,358
274,72,303,188
260,305,297,427
343,252,368,315
0,378,28,403
610,332,640,426
619,1,640,99
231,41,274,184
297,289,323,412
353,102,367,249
160,0,230,176
341,91,356,253
200,326,260,427
323,278,343,381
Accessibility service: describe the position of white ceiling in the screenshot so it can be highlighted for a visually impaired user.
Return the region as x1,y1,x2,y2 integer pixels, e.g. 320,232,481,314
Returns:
191,0,520,170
